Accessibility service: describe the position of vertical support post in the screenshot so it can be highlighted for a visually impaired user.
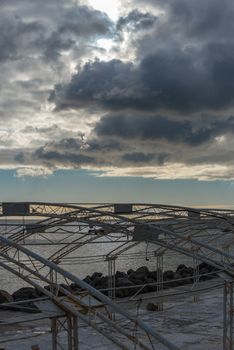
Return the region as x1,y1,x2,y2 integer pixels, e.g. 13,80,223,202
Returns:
73,316,79,350
193,257,199,302
107,257,116,300
4,215,7,236
67,316,73,350
49,268,58,293
107,256,116,320
156,254,163,311
17,249,21,275
51,316,78,350
68,315,79,350
223,281,234,350
51,317,58,350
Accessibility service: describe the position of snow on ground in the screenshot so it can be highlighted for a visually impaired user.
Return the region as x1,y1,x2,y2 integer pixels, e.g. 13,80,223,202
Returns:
0,280,224,350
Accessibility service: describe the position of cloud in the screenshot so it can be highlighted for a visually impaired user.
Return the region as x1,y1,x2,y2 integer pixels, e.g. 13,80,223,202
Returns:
122,152,156,163
95,163,234,181
33,138,98,169
116,9,157,33
22,126,234,180
135,0,234,40
49,59,138,110
1,0,234,182
0,1,113,64
94,114,234,146
15,167,54,178
49,0,234,115
0,15,43,62
50,44,234,114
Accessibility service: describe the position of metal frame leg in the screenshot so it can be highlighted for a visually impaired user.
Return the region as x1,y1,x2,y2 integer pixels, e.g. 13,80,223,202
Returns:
51,317,58,350
156,254,164,311
224,281,234,350
67,316,79,350
51,315,78,350
193,257,199,302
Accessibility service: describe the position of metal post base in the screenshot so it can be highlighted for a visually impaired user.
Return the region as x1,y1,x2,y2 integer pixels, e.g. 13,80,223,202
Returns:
51,316,78,350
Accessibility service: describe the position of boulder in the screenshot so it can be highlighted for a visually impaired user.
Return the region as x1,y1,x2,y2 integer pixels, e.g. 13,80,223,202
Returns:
129,276,145,286
199,268,210,281
180,268,193,278
128,272,146,285
12,287,40,301
44,285,62,295
59,284,72,292
146,302,159,311
115,290,125,298
176,264,187,273
0,290,13,304
144,278,157,292
175,266,194,284
116,277,134,287
128,272,137,281
116,277,135,297
186,267,194,275
91,272,103,280
135,266,150,277
148,270,157,280
70,283,81,292
83,275,92,284
95,276,108,291
92,276,103,287
163,270,175,280
199,262,217,272
174,272,184,285
115,271,128,279
199,267,216,281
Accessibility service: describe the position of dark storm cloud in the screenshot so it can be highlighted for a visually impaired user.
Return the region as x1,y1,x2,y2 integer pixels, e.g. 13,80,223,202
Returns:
0,17,43,62
2,0,234,180
23,124,234,178
35,146,96,167
58,6,112,37
49,59,138,110
31,135,170,169
116,9,156,33
138,0,234,40
122,152,155,163
32,137,123,168
87,139,123,152
40,6,113,61
0,0,114,133
121,152,170,165
50,0,234,114
34,137,122,156
95,114,234,146
50,45,234,113
0,1,112,63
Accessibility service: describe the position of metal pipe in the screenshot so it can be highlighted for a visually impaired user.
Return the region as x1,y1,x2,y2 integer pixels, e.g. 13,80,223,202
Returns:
0,236,180,350
0,260,129,350
147,223,234,263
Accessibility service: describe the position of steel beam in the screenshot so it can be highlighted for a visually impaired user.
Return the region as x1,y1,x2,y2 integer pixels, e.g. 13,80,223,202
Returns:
0,236,180,350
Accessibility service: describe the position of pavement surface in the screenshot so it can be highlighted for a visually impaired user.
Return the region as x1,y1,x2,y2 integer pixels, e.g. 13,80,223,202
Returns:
0,279,225,350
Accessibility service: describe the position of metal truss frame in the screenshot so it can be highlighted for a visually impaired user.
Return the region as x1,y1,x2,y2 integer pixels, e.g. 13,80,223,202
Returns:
0,202,234,349
0,235,179,350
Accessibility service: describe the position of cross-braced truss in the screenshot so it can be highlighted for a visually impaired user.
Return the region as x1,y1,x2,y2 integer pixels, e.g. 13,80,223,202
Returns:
0,202,234,349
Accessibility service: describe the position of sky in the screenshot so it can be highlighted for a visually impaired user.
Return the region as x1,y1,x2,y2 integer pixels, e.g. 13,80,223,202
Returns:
0,0,234,206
